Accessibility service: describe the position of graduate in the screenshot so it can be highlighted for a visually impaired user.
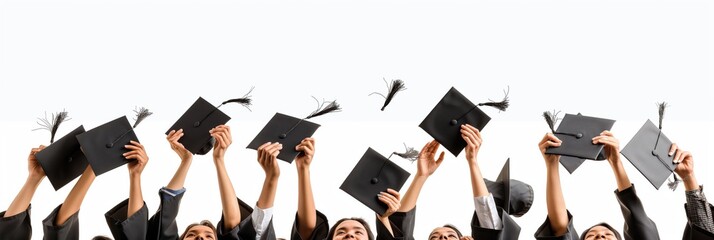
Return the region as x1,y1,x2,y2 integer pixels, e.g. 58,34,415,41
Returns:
386,124,531,240
668,144,714,239
535,131,660,240
104,125,277,240
288,137,404,240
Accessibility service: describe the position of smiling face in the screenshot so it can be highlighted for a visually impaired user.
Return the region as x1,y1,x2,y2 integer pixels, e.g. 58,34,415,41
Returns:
428,227,460,240
182,224,216,240
583,225,618,240
331,220,370,240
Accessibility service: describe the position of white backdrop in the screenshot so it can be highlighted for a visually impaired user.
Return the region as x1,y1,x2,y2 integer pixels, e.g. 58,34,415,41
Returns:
1,0,712,239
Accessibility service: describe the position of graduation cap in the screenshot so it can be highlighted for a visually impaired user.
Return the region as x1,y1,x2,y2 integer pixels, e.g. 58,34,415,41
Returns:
543,111,615,161
369,78,406,111
483,159,534,217
542,111,608,174
247,97,341,163
339,147,412,215
419,87,510,157
167,89,253,155
76,107,152,176
621,102,679,190
32,111,89,190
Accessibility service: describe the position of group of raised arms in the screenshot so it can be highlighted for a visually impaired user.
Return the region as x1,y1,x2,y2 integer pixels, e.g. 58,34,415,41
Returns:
1,124,712,240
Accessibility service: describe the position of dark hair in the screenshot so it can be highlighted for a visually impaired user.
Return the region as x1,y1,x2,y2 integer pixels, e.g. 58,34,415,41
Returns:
580,222,622,240
92,236,113,240
180,220,217,240
428,224,463,239
327,218,374,240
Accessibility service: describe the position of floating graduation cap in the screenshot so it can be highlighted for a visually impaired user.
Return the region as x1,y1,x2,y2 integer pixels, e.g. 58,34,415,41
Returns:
32,111,89,190
543,111,607,174
483,159,534,217
369,78,406,111
247,97,341,163
621,102,680,190
167,89,253,155
76,107,152,176
419,87,510,157
339,147,413,215
543,112,615,162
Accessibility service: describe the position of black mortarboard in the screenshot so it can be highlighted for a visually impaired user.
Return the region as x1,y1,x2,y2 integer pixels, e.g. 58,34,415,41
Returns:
369,78,406,111
543,112,615,160
419,87,509,157
483,159,534,217
543,112,607,174
32,111,88,190
167,94,253,155
621,103,678,190
339,148,411,215
36,126,88,190
77,108,152,176
247,97,341,163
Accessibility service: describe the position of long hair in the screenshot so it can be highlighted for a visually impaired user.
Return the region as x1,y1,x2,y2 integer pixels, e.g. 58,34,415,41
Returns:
580,222,622,240
326,218,375,240
180,220,217,240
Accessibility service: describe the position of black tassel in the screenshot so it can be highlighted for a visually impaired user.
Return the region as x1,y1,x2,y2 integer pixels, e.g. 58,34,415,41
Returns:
305,97,342,119
369,78,406,111
33,111,71,143
221,86,254,111
477,87,510,112
392,143,419,162
543,110,560,133
657,102,668,130
132,107,153,128
668,174,681,191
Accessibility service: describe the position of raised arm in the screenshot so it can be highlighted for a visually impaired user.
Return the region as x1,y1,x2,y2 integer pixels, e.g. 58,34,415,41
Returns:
592,130,631,191
397,140,444,212
211,125,241,230
54,165,96,226
539,133,569,236
166,129,193,191
4,146,46,217
462,124,488,198
257,142,281,210
671,144,714,234
125,140,149,217
295,138,317,240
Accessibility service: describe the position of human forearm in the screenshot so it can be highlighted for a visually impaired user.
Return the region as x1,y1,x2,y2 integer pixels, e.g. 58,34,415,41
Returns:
56,166,95,225
546,162,568,236
215,160,241,229
4,175,43,217
128,173,144,217
166,158,192,190
297,167,316,240
398,175,427,212
469,162,489,198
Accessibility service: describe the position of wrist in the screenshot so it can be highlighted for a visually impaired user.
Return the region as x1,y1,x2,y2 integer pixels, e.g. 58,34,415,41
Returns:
26,175,44,185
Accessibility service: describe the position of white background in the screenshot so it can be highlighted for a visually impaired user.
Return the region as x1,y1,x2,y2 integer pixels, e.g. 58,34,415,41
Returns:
1,0,712,239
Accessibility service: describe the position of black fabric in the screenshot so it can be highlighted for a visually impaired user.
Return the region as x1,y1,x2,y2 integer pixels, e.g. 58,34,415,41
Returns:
0,205,33,240
35,125,88,191
614,185,660,240
290,210,330,240
534,210,579,240
471,207,521,240
247,113,321,163
104,199,149,240
681,203,714,240
147,190,184,240
386,208,415,240
216,197,276,240
42,204,80,240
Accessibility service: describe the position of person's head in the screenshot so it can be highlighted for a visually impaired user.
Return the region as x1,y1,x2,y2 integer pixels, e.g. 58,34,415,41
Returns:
327,218,374,240
580,223,622,240
428,224,463,240
92,236,113,240
180,220,217,240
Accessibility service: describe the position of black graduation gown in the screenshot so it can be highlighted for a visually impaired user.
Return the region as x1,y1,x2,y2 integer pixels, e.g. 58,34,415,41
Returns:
41,204,81,240
471,206,521,240
681,203,714,240
216,197,276,240
289,209,397,240
147,190,185,240
533,185,659,240
0,205,33,240
104,199,150,240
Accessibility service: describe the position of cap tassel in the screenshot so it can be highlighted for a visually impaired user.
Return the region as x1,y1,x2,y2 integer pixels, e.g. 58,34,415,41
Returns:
657,102,668,130
33,111,71,143
132,107,153,128
543,110,560,133
305,97,342,119
220,86,254,111
668,174,681,191
369,78,406,111
477,87,510,112
392,143,419,162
